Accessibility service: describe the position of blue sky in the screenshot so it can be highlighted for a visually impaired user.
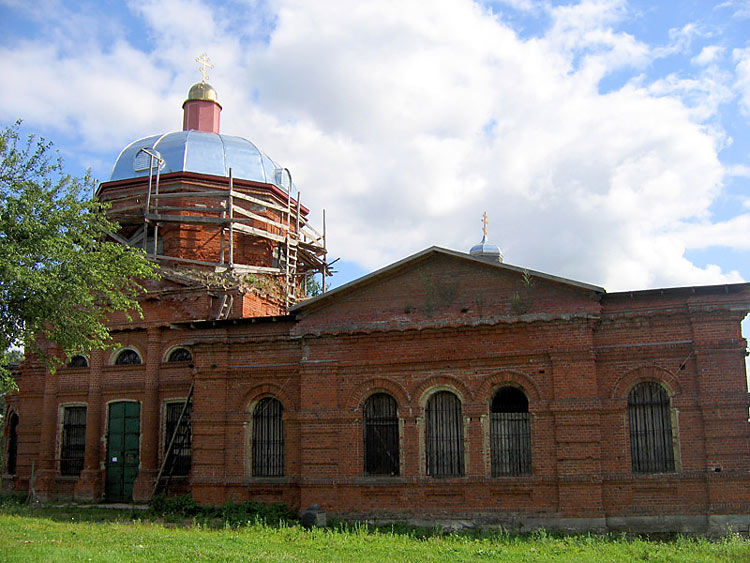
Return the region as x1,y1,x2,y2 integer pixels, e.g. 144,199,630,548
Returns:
2,0,750,348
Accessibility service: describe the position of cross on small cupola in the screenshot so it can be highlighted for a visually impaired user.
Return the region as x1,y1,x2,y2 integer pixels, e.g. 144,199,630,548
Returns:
469,211,503,263
195,53,213,83
183,53,222,133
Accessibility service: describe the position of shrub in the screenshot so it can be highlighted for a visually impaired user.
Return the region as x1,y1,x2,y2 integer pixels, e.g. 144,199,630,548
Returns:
148,494,296,527
198,500,297,527
0,492,27,507
148,494,199,518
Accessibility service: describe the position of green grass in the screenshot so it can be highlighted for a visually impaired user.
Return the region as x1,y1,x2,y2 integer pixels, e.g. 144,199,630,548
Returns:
0,504,749,562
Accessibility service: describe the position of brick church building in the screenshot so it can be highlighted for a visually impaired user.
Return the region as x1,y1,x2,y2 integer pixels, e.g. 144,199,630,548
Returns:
4,80,750,533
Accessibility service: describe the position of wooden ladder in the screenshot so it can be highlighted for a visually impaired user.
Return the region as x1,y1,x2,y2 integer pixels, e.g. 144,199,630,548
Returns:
216,294,234,320
284,187,301,308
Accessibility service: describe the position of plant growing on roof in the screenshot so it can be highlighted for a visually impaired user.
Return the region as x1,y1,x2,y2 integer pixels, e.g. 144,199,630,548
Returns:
510,270,536,315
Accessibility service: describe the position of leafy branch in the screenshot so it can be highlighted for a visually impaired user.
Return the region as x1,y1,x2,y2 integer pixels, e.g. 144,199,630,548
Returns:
0,121,158,387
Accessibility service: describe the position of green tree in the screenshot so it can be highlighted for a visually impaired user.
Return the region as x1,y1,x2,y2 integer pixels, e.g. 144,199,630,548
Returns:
0,121,158,389
305,273,323,297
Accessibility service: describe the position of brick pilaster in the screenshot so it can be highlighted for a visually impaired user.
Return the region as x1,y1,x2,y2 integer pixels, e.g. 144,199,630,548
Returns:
133,326,161,502
74,349,104,501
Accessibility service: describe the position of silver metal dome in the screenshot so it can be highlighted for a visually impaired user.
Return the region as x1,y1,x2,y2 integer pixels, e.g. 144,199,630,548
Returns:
109,130,290,191
470,234,503,263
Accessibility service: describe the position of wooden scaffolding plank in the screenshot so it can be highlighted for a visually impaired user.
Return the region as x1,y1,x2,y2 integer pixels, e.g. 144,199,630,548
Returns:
152,253,283,274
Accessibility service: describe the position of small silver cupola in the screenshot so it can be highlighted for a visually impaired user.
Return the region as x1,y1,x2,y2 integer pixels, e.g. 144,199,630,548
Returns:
469,212,503,263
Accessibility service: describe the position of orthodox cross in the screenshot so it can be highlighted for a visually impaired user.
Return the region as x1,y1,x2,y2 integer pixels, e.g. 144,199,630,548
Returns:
195,53,213,82
482,211,488,237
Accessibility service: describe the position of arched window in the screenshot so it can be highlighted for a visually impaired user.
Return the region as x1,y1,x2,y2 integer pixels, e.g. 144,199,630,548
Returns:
114,349,141,366
628,382,675,473
490,386,531,476
363,393,399,475
425,391,464,477
6,412,19,475
252,398,284,477
167,348,192,363
68,355,88,368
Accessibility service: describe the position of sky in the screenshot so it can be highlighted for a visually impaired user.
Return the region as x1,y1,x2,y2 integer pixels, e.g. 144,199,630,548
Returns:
1,0,750,350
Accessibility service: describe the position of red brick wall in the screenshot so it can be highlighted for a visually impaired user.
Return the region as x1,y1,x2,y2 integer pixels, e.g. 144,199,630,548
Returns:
5,254,749,528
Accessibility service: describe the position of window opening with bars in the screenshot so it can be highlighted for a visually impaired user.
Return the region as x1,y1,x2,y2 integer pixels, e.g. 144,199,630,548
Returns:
252,398,284,477
425,391,464,477
628,381,675,473
164,402,192,476
490,387,531,476
114,349,141,365
61,406,86,476
167,348,192,363
364,393,399,475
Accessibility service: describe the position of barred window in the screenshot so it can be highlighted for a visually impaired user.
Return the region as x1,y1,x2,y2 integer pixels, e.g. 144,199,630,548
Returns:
114,349,141,365
164,402,192,476
364,393,399,475
628,382,675,473
425,391,464,477
167,348,192,363
61,406,86,476
6,412,19,475
253,398,284,477
490,387,531,476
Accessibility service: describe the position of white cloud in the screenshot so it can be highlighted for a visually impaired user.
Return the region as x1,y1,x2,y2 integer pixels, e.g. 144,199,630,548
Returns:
0,40,179,151
675,215,750,251
692,45,725,66
647,66,734,122
726,164,750,177
544,0,650,80
717,0,750,19
1,0,747,293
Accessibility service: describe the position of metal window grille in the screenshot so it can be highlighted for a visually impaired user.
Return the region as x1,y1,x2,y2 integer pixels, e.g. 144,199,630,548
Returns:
167,348,193,363
628,382,675,473
490,387,531,476
364,393,399,475
426,391,464,477
253,398,284,477
61,406,86,476
114,349,141,365
7,413,18,475
165,402,192,476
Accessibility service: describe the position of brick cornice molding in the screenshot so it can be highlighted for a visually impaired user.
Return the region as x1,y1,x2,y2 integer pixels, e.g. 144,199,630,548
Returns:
241,382,297,412
610,364,683,399
345,378,412,411
475,368,543,403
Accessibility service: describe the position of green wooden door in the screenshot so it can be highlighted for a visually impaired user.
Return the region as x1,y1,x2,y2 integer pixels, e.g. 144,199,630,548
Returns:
106,401,141,502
